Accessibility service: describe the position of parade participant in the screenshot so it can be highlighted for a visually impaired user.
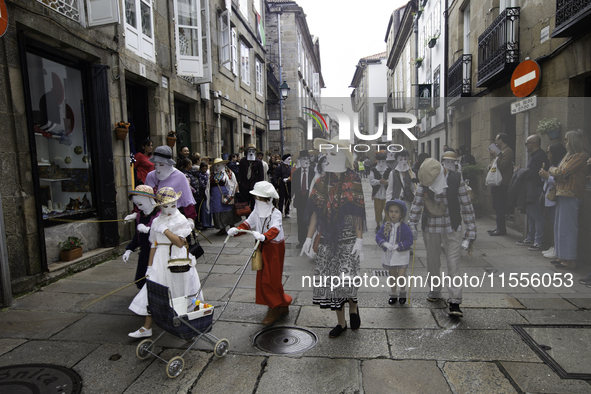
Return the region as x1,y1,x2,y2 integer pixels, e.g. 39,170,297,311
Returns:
145,146,197,220
291,150,316,248
197,162,212,229
228,181,292,325
408,158,477,317
386,149,416,216
257,151,270,182
376,200,413,305
441,150,460,173
385,150,397,170
301,137,366,338
210,158,238,235
274,154,292,218
123,185,159,289
134,139,154,184
128,187,203,338
369,152,391,232
238,144,265,209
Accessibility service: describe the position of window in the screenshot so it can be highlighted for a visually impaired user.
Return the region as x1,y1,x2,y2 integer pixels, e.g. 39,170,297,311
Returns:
313,73,319,97
463,3,471,53
36,0,83,23
427,140,432,157
433,66,440,108
231,29,238,75
36,0,120,26
241,42,250,85
434,0,441,36
255,59,263,95
435,138,440,161
220,11,231,70
239,0,249,21
173,0,211,80
124,0,155,62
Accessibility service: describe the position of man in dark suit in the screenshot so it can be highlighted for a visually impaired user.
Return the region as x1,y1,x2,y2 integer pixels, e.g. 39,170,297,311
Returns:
291,150,316,248
238,144,264,209
273,154,293,218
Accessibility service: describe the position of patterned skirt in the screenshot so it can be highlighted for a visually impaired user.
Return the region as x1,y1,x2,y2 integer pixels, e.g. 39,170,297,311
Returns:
312,215,360,310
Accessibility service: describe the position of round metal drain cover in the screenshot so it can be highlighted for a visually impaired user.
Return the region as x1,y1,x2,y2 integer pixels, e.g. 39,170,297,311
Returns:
253,326,317,354
0,363,82,393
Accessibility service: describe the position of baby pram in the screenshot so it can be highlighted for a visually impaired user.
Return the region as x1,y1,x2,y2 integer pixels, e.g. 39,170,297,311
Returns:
135,231,259,378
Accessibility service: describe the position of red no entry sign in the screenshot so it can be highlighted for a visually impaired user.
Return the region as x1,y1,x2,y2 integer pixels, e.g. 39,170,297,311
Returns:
511,60,541,97
0,0,7,38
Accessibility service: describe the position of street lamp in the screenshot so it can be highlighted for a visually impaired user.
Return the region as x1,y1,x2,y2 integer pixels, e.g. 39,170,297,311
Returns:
279,82,290,100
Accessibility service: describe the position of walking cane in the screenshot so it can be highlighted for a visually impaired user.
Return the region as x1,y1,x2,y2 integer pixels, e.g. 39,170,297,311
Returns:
408,236,417,305
130,153,136,190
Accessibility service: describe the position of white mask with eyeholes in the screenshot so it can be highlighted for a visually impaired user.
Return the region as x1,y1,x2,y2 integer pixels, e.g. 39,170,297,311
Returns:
299,157,310,168
155,163,174,181
395,155,410,172
247,149,256,161
442,159,457,172
283,156,291,165
375,160,387,172
132,195,156,216
213,164,225,174
324,149,347,173
160,202,178,217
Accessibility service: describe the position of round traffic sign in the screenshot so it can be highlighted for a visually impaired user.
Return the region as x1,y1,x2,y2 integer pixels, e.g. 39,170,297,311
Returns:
0,0,7,38
511,60,541,97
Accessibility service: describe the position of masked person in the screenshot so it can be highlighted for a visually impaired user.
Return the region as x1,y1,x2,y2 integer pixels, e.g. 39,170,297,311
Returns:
274,154,292,218
386,149,416,215
145,145,197,220
291,150,316,248
228,181,292,325
210,158,238,236
301,138,366,338
441,151,460,173
408,158,477,318
386,150,397,170
128,187,203,338
238,144,264,209
369,152,390,232
123,185,160,289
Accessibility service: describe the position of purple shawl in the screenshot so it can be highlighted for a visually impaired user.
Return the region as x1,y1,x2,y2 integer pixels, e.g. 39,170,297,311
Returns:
145,168,196,208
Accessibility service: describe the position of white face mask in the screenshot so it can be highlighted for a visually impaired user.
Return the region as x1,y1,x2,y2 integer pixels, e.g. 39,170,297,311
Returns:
247,150,256,161
324,149,347,173
395,156,410,172
429,165,448,195
132,195,156,215
155,163,174,181
213,164,225,174
442,159,457,172
160,202,177,217
283,157,291,165
254,199,273,217
300,158,310,168
386,151,397,161
375,160,387,171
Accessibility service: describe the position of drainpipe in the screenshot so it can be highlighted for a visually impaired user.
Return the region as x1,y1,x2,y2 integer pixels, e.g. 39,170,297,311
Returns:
0,191,12,307
277,12,285,157
443,0,449,146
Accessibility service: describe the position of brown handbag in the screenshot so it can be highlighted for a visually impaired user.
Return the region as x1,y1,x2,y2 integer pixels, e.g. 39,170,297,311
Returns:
546,186,557,202
235,201,251,216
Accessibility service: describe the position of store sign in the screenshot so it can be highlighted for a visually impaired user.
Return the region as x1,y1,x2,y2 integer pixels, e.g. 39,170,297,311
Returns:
511,96,537,114
418,84,432,109
269,120,280,130
0,0,8,38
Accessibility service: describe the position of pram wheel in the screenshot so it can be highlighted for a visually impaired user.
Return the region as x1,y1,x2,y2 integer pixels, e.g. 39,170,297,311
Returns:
166,356,185,378
214,338,230,357
136,339,154,360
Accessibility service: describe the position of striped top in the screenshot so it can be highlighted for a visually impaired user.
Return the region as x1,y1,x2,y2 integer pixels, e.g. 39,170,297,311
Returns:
408,179,477,240
549,152,589,200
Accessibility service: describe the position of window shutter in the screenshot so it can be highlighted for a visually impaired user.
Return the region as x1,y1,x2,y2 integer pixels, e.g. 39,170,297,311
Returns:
175,0,204,77
194,0,212,84
220,11,231,68
313,73,319,97
87,0,120,27
231,29,238,75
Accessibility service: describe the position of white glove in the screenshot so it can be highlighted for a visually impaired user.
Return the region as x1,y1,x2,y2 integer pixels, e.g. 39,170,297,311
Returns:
137,223,150,234
124,212,137,222
122,250,132,263
252,231,266,242
351,238,364,261
283,177,289,183
227,227,239,236
146,266,154,278
300,237,316,259
152,222,168,234
412,229,418,240
382,242,394,251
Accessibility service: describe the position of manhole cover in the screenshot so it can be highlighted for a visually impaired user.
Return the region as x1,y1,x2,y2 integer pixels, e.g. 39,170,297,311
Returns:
253,326,317,354
0,363,82,393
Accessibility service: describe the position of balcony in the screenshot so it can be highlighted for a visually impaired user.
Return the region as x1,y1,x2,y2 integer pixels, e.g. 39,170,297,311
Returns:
552,0,591,38
388,91,405,111
448,55,472,101
476,8,520,88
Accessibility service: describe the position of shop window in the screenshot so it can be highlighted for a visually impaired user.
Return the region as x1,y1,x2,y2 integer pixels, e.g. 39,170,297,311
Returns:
25,52,95,221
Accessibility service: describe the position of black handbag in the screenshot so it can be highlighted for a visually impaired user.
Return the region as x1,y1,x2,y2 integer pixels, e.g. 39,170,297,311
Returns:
188,230,204,259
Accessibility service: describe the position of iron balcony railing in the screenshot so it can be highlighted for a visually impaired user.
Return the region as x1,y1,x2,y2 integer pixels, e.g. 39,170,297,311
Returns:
476,7,520,88
448,54,472,99
553,0,591,38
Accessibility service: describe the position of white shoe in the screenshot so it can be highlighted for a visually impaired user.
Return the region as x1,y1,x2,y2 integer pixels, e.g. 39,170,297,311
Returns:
543,246,557,259
542,246,554,255
128,326,152,338
284,213,290,218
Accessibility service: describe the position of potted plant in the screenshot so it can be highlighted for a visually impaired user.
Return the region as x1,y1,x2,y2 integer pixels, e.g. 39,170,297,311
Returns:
413,57,424,68
166,130,177,147
58,236,84,262
537,118,561,140
239,145,245,153
114,122,130,141
416,6,424,18
427,34,440,48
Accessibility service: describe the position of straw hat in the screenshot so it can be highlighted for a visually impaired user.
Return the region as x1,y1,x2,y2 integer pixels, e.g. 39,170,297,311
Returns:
313,137,354,169
246,143,257,151
128,185,156,200
155,187,182,205
250,181,279,199
212,158,229,165
418,158,443,187
442,151,459,161
149,146,176,166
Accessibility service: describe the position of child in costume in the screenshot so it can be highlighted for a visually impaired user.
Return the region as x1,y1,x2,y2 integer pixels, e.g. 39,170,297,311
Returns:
128,187,203,338
227,181,292,325
375,199,413,305
123,185,160,289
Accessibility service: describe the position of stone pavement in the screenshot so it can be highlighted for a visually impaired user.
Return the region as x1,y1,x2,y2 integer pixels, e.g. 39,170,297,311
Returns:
2,178,591,393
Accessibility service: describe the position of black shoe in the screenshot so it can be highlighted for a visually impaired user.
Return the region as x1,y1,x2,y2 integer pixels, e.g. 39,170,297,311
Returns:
329,324,347,338
399,292,407,304
487,228,497,234
388,296,397,305
350,310,361,330
375,225,381,233
489,230,507,236
448,303,463,317
427,293,441,302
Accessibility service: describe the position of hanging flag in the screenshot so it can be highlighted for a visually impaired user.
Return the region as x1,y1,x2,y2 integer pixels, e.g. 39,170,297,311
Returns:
256,12,265,45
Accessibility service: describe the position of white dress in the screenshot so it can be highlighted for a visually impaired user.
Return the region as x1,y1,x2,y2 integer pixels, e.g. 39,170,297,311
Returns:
129,209,204,316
